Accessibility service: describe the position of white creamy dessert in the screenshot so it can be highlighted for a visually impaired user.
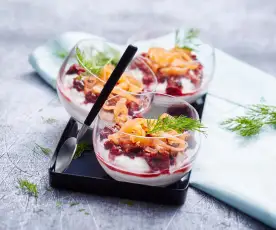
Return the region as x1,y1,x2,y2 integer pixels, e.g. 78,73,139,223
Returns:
95,138,193,186
97,158,191,187
57,75,92,125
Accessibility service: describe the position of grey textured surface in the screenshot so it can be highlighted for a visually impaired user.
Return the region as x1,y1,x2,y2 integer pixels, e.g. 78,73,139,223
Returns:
0,0,275,229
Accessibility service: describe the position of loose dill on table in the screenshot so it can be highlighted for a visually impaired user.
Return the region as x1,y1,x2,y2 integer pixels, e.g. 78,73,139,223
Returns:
221,104,276,136
56,201,62,208
41,116,57,124
55,50,69,59
69,202,80,207
18,179,38,198
34,143,52,156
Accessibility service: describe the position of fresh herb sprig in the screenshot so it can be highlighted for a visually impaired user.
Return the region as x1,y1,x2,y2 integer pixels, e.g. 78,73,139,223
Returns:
69,202,80,207
185,28,200,41
35,143,52,156
55,50,69,59
175,28,200,51
18,179,38,198
76,46,120,75
78,209,89,215
74,142,91,159
221,104,276,136
56,201,62,208
120,199,135,206
146,115,206,135
41,117,57,124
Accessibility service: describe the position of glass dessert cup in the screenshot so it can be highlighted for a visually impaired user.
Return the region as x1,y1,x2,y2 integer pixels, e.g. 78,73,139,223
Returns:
128,28,215,103
57,39,157,127
93,93,202,187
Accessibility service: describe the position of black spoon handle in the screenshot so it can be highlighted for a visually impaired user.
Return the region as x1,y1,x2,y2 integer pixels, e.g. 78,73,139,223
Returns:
84,45,137,126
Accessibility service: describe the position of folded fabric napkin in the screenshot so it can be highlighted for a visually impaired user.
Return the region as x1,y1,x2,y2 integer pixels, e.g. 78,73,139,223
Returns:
29,32,276,228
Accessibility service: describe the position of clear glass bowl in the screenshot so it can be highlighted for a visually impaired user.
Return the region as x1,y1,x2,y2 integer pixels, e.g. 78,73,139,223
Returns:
57,39,157,126
93,93,201,186
128,28,215,103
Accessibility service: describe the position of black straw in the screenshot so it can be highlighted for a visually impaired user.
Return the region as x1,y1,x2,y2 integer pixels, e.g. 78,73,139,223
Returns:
84,45,137,126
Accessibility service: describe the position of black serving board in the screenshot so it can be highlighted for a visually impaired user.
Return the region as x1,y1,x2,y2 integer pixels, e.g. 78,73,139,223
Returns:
49,95,206,205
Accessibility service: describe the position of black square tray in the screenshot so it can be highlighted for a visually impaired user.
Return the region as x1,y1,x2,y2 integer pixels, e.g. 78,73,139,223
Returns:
49,95,206,205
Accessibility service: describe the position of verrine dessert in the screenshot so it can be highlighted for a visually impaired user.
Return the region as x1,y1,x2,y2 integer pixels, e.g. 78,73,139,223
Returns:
57,39,157,125
93,93,205,186
128,28,215,103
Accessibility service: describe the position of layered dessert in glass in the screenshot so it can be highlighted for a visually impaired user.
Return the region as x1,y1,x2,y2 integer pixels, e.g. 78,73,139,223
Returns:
93,93,204,186
57,39,157,126
128,28,215,103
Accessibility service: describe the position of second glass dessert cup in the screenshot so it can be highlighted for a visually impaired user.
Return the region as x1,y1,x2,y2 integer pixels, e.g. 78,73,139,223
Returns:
128,28,215,104
93,92,202,186
57,39,157,127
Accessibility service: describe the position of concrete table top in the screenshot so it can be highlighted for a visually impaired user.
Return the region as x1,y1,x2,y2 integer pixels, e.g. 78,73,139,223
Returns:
0,0,275,229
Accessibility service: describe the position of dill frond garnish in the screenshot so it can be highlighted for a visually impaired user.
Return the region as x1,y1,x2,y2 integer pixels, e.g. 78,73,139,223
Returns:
175,28,200,51
221,104,276,136
185,28,200,40
146,115,206,135
76,45,120,75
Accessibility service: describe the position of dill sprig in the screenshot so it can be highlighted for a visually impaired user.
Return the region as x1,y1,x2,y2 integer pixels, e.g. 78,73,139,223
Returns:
185,28,200,40
221,104,276,136
120,199,134,206
247,104,276,124
175,28,200,51
73,142,91,159
56,201,62,208
69,202,80,207
221,117,263,137
35,143,52,156
18,179,38,198
76,46,120,75
55,50,69,59
146,115,206,135
41,117,57,124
